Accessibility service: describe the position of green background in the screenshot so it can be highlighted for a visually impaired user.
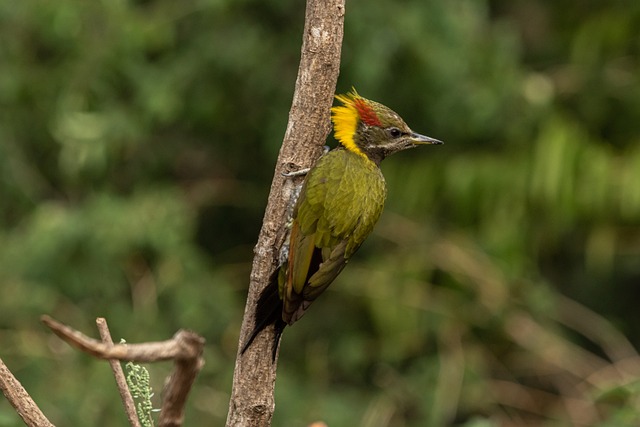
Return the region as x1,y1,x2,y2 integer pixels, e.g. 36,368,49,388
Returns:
1,0,640,425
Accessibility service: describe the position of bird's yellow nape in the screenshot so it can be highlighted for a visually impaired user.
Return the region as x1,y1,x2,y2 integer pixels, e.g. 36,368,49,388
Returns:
331,89,379,160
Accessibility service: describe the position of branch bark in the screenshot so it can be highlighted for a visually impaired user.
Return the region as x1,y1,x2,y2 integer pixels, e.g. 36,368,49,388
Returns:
96,317,141,427
225,0,345,426
41,315,205,427
0,358,54,427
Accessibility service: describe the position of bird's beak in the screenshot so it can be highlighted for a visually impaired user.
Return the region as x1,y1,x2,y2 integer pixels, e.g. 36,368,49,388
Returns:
410,132,443,145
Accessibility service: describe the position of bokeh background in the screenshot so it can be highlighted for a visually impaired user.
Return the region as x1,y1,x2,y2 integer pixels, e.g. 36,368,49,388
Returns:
1,0,640,426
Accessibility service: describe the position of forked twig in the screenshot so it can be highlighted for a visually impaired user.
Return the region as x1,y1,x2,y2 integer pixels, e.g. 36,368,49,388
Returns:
41,315,205,427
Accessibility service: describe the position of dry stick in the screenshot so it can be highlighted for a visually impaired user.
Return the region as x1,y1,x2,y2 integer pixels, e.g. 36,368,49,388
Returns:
96,317,141,427
41,315,205,427
158,344,205,427
224,0,345,426
0,358,55,427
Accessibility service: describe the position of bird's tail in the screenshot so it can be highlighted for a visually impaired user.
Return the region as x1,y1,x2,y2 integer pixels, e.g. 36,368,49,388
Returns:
240,271,286,361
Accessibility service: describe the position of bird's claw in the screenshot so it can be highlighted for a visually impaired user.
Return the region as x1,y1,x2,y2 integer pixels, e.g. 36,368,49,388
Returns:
281,146,330,177
282,168,310,177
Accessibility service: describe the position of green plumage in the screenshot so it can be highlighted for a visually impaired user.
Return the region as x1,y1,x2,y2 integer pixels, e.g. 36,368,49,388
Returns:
240,90,442,361
282,148,386,323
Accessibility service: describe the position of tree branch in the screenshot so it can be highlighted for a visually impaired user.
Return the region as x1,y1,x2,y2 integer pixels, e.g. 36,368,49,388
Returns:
41,315,205,427
96,317,141,427
0,358,54,427
225,0,346,426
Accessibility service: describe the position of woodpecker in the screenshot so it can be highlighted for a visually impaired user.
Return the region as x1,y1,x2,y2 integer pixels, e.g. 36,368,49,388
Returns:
242,89,442,360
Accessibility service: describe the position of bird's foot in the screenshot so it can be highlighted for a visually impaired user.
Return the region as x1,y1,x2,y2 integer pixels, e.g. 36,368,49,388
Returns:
281,146,330,177
282,168,310,177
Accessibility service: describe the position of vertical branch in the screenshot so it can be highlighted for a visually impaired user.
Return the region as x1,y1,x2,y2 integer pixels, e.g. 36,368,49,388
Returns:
225,0,345,426
96,318,141,427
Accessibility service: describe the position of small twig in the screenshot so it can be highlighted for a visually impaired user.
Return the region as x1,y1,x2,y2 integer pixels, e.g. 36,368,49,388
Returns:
0,358,54,427
554,294,639,362
41,315,205,427
41,315,201,362
158,345,205,427
96,317,141,427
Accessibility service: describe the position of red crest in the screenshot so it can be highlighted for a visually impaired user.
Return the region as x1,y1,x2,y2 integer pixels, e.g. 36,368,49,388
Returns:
353,98,382,127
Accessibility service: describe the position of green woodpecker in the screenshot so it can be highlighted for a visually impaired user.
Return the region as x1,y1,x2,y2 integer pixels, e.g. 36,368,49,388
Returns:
242,89,442,359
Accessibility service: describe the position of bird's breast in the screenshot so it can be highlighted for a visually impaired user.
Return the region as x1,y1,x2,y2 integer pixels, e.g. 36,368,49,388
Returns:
296,149,387,256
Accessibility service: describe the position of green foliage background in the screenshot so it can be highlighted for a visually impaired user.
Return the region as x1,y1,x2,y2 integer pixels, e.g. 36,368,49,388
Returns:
1,0,640,425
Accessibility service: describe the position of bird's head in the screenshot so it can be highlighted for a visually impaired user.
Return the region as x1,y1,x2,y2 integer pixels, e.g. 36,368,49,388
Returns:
331,88,442,164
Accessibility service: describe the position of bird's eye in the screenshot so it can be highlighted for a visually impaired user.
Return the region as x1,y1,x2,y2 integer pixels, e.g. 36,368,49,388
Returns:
389,127,402,138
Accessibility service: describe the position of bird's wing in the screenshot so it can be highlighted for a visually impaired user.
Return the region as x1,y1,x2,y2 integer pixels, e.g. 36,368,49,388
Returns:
282,150,386,324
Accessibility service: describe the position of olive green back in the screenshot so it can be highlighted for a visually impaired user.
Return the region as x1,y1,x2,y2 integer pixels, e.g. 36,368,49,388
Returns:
282,149,386,323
